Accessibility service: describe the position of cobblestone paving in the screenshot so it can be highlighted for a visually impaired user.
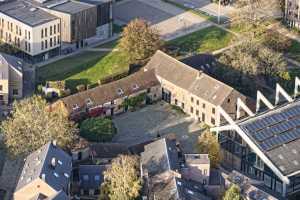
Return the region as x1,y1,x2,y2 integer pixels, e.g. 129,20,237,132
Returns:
112,102,204,153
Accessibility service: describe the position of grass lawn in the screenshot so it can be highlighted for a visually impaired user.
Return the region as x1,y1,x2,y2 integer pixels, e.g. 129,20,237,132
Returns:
287,40,300,62
168,25,234,53
37,43,129,91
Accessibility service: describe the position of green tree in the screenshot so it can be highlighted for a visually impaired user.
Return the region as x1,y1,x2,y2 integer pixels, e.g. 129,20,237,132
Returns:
196,130,221,168
99,155,141,200
119,18,162,63
80,117,116,142
0,95,77,157
223,184,242,200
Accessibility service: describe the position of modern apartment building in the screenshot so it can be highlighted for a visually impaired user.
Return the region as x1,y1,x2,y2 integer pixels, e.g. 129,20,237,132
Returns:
144,50,247,127
212,78,300,199
0,0,113,63
0,0,61,63
0,53,24,105
285,0,300,29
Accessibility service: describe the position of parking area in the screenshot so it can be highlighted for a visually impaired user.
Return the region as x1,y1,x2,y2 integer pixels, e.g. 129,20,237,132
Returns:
113,0,212,40
112,102,204,153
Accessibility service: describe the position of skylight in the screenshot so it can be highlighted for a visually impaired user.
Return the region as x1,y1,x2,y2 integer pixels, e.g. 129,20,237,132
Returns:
117,88,124,96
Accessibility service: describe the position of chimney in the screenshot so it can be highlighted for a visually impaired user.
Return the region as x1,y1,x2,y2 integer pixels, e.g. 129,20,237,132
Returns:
52,140,57,147
41,173,46,181
51,157,56,168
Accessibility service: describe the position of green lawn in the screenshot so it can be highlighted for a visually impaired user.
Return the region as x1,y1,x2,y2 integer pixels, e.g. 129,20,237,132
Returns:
287,40,300,62
168,26,234,53
37,44,129,90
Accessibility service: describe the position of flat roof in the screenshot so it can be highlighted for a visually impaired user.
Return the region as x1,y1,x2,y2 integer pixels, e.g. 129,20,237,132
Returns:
0,0,58,27
238,100,300,176
45,0,94,14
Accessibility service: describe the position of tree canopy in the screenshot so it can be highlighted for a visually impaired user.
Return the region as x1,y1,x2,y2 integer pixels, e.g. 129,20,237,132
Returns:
119,18,162,63
99,155,141,200
223,184,243,200
0,95,78,157
196,129,221,168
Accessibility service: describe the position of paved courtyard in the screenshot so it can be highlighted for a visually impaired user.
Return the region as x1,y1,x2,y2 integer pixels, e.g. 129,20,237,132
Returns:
112,102,204,153
113,0,212,40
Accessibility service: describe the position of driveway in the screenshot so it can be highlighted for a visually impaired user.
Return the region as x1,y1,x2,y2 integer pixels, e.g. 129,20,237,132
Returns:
114,0,212,40
112,102,204,153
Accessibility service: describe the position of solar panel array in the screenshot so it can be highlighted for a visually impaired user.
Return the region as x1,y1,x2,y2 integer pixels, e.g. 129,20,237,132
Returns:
241,104,300,152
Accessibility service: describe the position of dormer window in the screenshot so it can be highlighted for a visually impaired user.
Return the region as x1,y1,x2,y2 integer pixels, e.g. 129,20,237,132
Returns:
72,104,80,111
54,172,59,177
132,84,139,91
85,98,93,106
117,88,124,96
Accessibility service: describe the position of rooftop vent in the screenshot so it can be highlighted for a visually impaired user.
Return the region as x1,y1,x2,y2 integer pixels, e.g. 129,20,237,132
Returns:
64,173,69,178
132,84,139,90
85,98,93,106
51,157,56,168
54,172,59,177
72,104,80,110
41,173,46,181
52,140,57,147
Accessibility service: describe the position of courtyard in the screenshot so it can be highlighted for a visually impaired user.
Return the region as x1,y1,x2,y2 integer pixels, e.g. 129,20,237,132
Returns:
112,102,204,153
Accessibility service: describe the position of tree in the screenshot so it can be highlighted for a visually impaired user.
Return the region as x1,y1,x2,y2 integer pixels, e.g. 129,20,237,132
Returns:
223,184,242,200
231,0,281,37
196,129,221,168
262,28,292,52
119,18,162,63
0,95,77,157
99,155,141,200
218,40,286,78
80,117,116,142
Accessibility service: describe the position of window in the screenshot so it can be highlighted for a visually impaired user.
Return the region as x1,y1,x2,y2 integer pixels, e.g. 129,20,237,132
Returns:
25,41,27,51
203,179,207,185
211,118,215,125
196,100,199,105
25,30,27,39
212,107,215,114
57,35,60,44
41,29,43,38
28,43,31,52
50,38,53,47
181,103,185,109
202,103,206,109
204,169,207,175
41,41,44,50
202,113,205,122
191,97,194,103
54,37,56,46
0,85,2,91
50,26,52,35
190,107,193,113
45,40,48,49
57,23,60,32
83,175,89,181
28,32,30,40
54,25,56,34
12,89,18,95
0,95,3,101
45,28,47,37
227,98,231,103
175,99,178,105
196,110,199,116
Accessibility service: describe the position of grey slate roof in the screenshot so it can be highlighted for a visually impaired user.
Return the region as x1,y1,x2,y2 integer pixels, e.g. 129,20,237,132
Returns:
238,100,300,176
79,164,110,190
141,138,179,177
16,141,72,192
149,176,210,200
0,53,23,79
145,50,234,106
0,0,58,26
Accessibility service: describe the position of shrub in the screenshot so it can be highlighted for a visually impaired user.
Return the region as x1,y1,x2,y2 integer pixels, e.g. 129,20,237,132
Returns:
80,117,116,142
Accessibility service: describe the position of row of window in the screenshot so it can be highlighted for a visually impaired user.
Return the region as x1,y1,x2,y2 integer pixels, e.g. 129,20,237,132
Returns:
191,96,216,114
0,85,19,95
41,36,60,50
0,19,32,39
41,24,60,38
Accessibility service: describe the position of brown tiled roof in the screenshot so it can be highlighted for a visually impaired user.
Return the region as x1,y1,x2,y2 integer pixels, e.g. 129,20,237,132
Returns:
145,50,235,106
58,69,160,113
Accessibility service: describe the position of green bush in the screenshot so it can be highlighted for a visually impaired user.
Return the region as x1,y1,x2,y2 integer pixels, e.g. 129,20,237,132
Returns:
122,93,146,109
80,117,116,142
